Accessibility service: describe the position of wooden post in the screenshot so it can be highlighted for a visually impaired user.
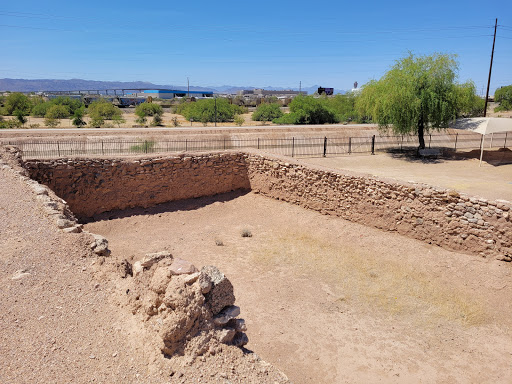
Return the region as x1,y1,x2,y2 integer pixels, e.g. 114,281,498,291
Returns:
323,137,327,157
371,135,375,155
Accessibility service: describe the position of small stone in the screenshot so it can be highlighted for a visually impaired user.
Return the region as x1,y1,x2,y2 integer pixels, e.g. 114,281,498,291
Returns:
169,258,198,275
11,269,31,280
184,272,200,285
213,306,241,326
112,352,118,357
217,328,236,344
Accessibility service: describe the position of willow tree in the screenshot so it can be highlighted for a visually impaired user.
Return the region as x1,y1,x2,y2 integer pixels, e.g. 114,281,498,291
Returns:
357,53,476,149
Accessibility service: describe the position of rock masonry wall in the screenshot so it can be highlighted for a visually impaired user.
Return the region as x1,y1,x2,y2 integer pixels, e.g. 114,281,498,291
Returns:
25,153,250,219
245,154,512,260
24,151,512,260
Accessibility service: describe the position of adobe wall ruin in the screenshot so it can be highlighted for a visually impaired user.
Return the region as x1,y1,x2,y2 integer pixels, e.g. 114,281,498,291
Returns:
24,151,512,259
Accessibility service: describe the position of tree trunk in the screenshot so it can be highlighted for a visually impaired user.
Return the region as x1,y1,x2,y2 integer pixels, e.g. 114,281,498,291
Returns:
418,120,426,149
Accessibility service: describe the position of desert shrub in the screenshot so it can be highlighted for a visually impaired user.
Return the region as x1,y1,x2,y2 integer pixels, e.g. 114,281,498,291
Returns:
45,104,70,119
29,123,40,128
150,114,163,126
495,85,512,111
274,95,338,125
32,96,84,117
241,229,252,238
112,115,126,128
177,98,244,123
252,103,283,122
215,239,224,246
130,140,155,153
0,119,22,129
44,117,60,128
3,92,32,116
234,115,244,126
135,102,163,118
87,99,122,121
170,116,180,127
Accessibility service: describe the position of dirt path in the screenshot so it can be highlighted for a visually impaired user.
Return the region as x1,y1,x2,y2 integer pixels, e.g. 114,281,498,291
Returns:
86,191,512,384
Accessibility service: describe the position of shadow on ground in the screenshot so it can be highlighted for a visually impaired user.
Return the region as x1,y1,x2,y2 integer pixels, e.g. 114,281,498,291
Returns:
82,189,251,223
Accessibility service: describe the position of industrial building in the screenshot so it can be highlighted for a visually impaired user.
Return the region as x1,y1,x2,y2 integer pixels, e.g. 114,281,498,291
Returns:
130,90,214,99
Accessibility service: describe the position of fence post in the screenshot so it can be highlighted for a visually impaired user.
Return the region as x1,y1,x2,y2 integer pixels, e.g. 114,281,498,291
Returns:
490,132,493,148
429,134,432,149
292,137,295,157
257,138,260,150
101,141,104,155
144,140,148,154
454,133,458,152
323,137,327,157
57,142,61,157
400,136,403,152
348,137,352,154
504,132,508,148
371,135,375,155
224,138,226,150
185,139,188,152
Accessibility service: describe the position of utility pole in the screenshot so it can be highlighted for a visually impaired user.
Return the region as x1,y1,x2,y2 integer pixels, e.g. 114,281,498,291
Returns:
484,18,497,117
187,77,190,98
299,81,302,95
214,96,217,127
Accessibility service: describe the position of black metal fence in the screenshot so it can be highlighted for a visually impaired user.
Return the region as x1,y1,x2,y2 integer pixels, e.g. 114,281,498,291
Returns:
3,131,510,159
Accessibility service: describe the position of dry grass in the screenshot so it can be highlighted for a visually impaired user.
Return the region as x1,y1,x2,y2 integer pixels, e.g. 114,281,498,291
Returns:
253,230,487,327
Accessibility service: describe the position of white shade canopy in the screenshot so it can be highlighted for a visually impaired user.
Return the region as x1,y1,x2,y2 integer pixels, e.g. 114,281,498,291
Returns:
450,117,512,166
450,117,512,136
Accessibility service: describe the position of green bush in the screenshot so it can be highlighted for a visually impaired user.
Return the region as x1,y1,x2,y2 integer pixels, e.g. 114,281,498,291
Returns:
274,95,339,125
0,119,22,129
177,98,244,123
252,103,283,122
44,117,60,128
135,102,163,118
234,115,244,126
32,96,84,117
87,99,122,121
495,85,512,111
45,104,71,119
3,93,32,116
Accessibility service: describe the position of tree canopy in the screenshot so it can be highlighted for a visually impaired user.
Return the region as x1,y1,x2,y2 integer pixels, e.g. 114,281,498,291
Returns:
495,85,512,111
86,99,122,127
274,95,339,125
2,92,32,116
356,53,482,148
252,103,283,122
177,98,245,123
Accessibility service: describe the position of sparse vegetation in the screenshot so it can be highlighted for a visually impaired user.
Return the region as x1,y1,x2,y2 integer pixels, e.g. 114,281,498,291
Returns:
177,98,246,123
252,103,283,123
241,229,253,238
274,95,339,125
87,99,122,128
215,238,224,246
234,115,244,126
494,84,512,111
44,117,60,128
130,139,156,153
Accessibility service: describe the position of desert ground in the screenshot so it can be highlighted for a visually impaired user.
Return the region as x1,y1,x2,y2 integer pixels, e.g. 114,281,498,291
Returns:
85,190,512,384
1,120,512,383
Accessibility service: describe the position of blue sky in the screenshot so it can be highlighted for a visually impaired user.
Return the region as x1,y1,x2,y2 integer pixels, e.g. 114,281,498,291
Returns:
1,0,511,93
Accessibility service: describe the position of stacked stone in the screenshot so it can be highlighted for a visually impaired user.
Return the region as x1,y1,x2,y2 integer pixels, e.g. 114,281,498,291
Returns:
246,154,512,260
126,252,248,359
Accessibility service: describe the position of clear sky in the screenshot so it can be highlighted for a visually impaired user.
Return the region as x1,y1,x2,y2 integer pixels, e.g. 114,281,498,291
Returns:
1,0,511,93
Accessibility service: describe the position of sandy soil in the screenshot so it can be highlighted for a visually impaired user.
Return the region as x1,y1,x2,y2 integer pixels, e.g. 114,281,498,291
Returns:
0,161,290,384
301,149,512,202
85,191,512,384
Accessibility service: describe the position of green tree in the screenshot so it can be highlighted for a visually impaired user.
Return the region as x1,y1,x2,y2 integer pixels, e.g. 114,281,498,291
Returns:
135,102,163,118
252,103,283,123
86,99,122,127
234,115,244,126
4,92,32,116
45,104,71,119
356,53,477,149
495,85,512,111
177,98,244,123
15,110,28,127
274,95,338,125
72,106,87,128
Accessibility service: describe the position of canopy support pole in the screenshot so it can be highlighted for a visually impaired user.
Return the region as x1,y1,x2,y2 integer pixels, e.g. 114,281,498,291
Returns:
479,134,485,167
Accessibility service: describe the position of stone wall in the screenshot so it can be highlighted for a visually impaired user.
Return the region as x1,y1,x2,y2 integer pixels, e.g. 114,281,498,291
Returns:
25,153,250,219
245,154,512,259
24,151,512,259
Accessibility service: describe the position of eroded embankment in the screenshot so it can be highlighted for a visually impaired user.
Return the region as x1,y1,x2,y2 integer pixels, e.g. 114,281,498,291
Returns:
24,151,512,260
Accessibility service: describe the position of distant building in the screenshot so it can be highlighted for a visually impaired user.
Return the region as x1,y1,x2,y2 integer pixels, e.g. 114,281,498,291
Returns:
134,90,214,99
317,87,334,96
237,89,306,97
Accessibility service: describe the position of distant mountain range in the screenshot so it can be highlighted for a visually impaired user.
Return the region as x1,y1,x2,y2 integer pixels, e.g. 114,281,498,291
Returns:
0,78,346,95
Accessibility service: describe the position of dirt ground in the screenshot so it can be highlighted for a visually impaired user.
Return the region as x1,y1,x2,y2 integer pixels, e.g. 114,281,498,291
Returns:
300,149,512,202
85,191,512,384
